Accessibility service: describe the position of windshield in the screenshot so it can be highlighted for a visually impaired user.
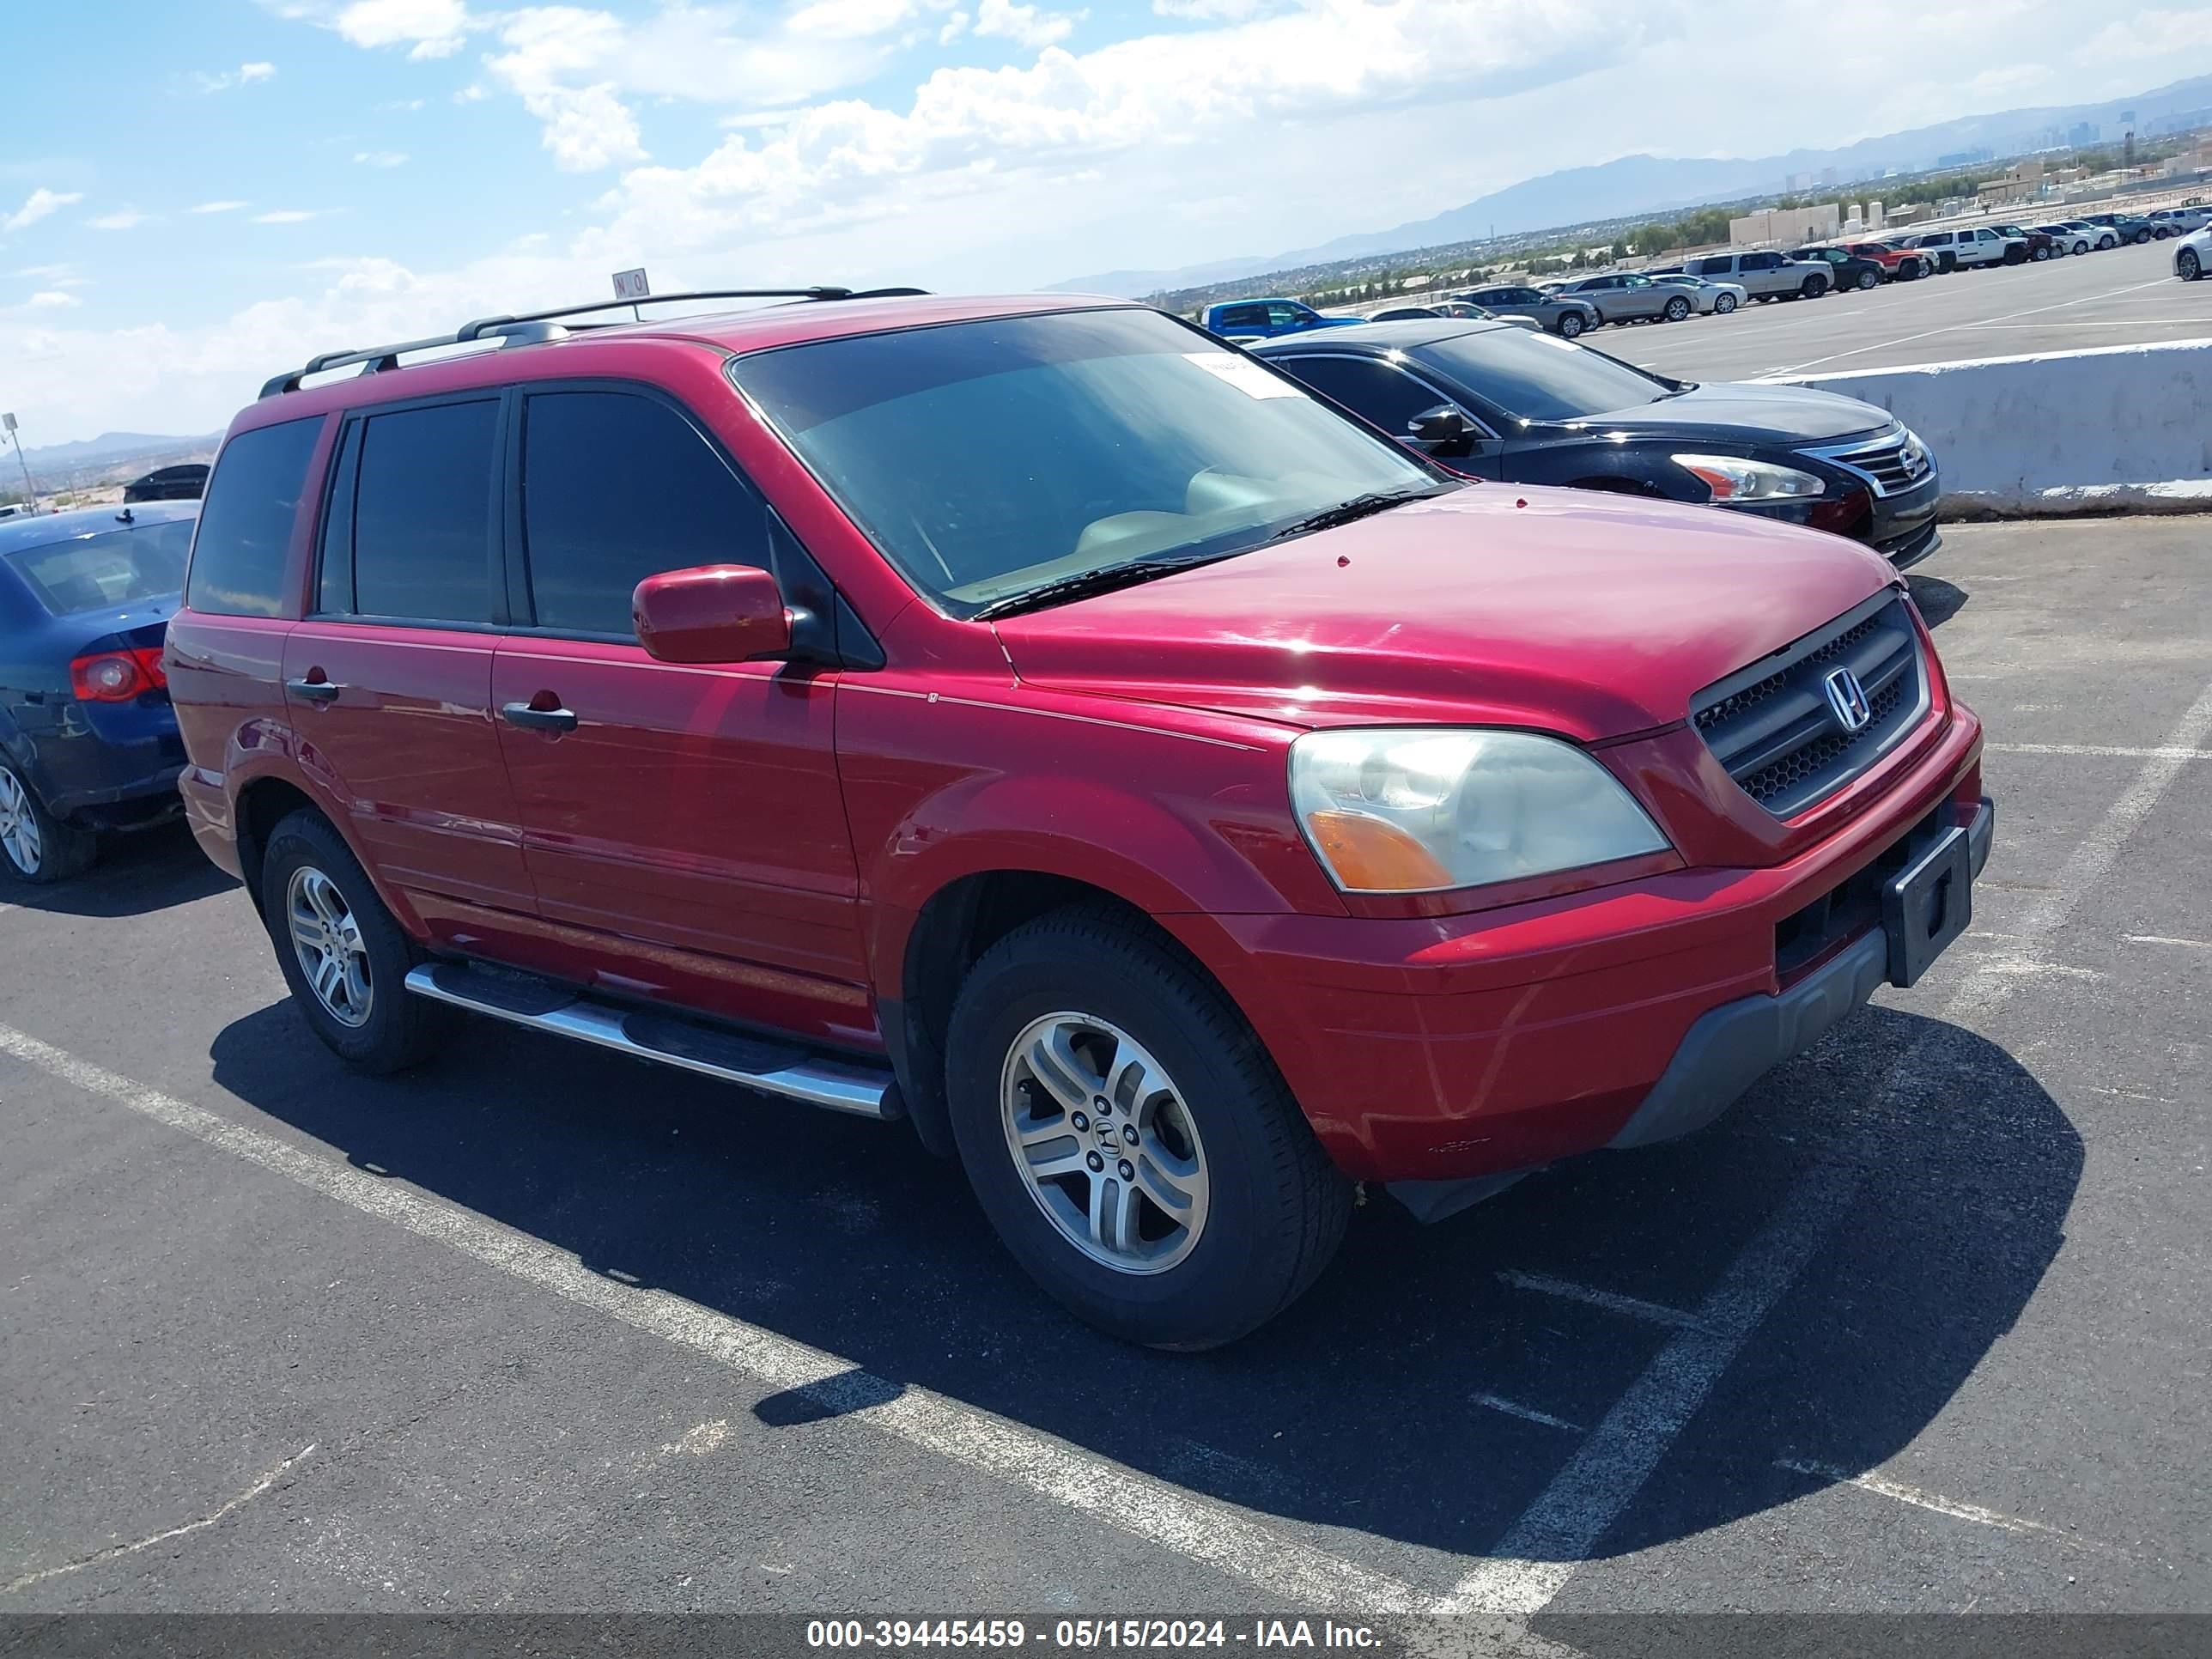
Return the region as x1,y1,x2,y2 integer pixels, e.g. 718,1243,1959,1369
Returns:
728,307,1441,616
3,520,193,615
1407,326,1674,423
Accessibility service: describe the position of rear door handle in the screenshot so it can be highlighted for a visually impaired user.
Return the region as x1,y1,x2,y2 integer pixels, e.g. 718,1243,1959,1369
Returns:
501,701,579,734
287,678,343,703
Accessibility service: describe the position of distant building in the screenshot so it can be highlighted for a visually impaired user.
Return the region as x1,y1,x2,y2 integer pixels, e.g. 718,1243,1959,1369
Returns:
2069,121,2100,148
1729,201,1842,246
1937,146,1994,168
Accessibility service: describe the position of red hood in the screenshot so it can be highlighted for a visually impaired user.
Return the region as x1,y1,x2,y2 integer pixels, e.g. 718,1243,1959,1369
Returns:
990,486,1898,743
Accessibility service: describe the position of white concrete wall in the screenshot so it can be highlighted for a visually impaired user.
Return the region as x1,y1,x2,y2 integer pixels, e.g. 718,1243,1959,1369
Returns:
1770,337,2212,515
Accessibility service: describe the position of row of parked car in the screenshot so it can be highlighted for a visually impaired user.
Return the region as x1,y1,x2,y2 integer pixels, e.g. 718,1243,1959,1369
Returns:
1203,205,2210,343
0,283,1991,1350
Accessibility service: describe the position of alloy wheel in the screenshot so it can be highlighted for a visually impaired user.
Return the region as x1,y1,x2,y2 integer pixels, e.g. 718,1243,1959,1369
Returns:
0,769,41,875
1000,1012,1210,1275
287,865,374,1028
2184,250,2202,282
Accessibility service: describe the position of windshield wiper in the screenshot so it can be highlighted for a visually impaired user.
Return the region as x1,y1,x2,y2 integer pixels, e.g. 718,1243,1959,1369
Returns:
1269,485,1449,540
972,548,1243,621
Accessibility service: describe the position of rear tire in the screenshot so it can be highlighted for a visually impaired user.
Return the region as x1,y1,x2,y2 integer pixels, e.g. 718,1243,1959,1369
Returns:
944,907,1352,1349
0,761,96,885
259,810,455,1073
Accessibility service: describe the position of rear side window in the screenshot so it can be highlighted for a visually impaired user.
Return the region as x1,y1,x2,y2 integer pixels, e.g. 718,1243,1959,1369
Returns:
347,400,499,623
520,391,764,636
1216,304,1267,329
5,520,194,615
186,417,321,617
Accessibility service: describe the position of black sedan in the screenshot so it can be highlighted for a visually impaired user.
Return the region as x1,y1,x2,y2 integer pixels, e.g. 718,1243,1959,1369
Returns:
0,502,198,883
1253,319,1941,568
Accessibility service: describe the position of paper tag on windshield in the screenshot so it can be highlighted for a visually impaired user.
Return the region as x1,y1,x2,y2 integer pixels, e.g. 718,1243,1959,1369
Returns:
1184,352,1302,398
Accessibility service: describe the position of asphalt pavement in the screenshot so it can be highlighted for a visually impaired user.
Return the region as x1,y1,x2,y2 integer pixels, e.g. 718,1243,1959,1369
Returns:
2,519,2209,1649
1591,239,2210,381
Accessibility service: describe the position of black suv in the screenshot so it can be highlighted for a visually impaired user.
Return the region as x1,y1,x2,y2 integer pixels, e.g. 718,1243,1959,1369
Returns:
1788,246,1886,292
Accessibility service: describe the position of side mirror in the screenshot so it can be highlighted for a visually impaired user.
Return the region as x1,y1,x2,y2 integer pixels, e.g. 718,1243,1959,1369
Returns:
1406,404,1475,456
633,564,793,665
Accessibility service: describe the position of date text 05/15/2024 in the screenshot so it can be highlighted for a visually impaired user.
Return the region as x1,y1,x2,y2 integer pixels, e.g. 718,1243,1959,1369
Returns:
805,1621,1383,1650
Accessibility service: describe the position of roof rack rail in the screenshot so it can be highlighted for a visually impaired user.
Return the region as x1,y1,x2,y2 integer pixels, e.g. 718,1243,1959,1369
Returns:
258,285,933,399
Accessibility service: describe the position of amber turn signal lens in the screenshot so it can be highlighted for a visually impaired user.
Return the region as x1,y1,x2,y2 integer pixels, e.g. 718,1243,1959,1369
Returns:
1304,810,1455,893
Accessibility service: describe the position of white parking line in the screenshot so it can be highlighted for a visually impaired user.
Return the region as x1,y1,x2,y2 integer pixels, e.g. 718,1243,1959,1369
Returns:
1985,742,2212,761
0,1024,1427,1613
1495,1270,1703,1329
1775,1457,2118,1553
1438,1159,1864,1617
2124,934,2212,951
1440,671,2212,1630
1470,1394,1584,1433
1767,276,2177,375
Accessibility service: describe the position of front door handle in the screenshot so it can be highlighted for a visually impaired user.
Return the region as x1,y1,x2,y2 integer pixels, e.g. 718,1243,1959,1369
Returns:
287,678,343,703
501,700,579,734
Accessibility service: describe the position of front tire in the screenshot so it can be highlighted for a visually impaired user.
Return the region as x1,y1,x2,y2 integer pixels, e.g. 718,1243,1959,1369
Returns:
2136,229,2154,245
1856,268,1879,289
2032,244,2050,260
2182,248,2203,283
1662,295,1691,321
1714,292,1737,313
1556,311,1584,338
259,810,454,1073
945,908,1351,1349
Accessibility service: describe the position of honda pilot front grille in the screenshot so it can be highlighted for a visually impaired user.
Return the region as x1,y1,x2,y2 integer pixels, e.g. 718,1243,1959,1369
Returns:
1803,428,1934,496
1689,592,1929,818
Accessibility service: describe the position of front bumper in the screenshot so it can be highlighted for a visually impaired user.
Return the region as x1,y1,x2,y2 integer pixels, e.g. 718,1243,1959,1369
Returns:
1607,797,1991,1153
1194,706,1984,1191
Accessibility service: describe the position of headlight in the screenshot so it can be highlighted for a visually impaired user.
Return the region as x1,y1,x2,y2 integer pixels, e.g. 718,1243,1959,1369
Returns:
1288,727,1670,894
1670,454,1826,501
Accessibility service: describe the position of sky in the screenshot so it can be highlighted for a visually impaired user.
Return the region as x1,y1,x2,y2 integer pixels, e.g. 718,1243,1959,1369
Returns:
4,0,2212,442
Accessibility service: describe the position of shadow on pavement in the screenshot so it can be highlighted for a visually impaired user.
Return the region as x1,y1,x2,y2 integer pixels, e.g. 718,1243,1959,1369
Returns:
4,823,234,919
207,994,2075,1571
1907,574,1968,629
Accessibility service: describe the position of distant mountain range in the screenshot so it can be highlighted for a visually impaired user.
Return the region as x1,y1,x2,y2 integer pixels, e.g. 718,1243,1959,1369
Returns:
20,431,222,467
1054,74,2212,296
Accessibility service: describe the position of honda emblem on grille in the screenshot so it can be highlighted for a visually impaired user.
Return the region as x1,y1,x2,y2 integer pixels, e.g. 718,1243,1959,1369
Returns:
1823,667,1873,733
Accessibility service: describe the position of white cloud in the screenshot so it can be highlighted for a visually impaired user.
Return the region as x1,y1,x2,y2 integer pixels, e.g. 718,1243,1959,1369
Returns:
252,210,327,223
197,60,278,91
939,8,970,40
1152,0,1279,15
333,0,473,57
89,210,152,230
483,9,647,170
787,0,925,37
191,200,252,214
355,149,411,166
974,0,1082,47
3,189,85,234
27,291,82,309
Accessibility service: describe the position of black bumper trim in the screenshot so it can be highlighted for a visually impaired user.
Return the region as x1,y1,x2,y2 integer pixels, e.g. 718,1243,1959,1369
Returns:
1608,796,1994,1153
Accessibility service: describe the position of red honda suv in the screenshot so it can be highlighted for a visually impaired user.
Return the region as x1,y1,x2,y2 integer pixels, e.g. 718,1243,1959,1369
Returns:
167,289,1991,1348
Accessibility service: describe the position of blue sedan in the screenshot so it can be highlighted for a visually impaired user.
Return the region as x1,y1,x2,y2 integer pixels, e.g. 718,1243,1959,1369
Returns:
0,501,198,884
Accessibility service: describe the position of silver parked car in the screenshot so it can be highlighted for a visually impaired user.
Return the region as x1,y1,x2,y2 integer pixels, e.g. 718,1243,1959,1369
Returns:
1458,283,1603,339
1680,249,1833,301
1550,271,1707,325
1648,273,1747,313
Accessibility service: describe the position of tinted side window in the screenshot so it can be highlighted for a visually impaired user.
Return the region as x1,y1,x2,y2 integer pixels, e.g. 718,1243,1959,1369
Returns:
1275,356,1444,435
349,400,499,623
521,391,763,636
185,417,322,617
1217,304,1267,329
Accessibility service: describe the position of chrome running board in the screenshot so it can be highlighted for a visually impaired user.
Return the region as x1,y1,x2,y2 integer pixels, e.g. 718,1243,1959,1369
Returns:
403,963,898,1120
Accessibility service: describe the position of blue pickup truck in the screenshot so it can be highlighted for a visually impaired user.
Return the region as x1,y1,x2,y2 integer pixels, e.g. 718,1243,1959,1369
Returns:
1201,297,1364,339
